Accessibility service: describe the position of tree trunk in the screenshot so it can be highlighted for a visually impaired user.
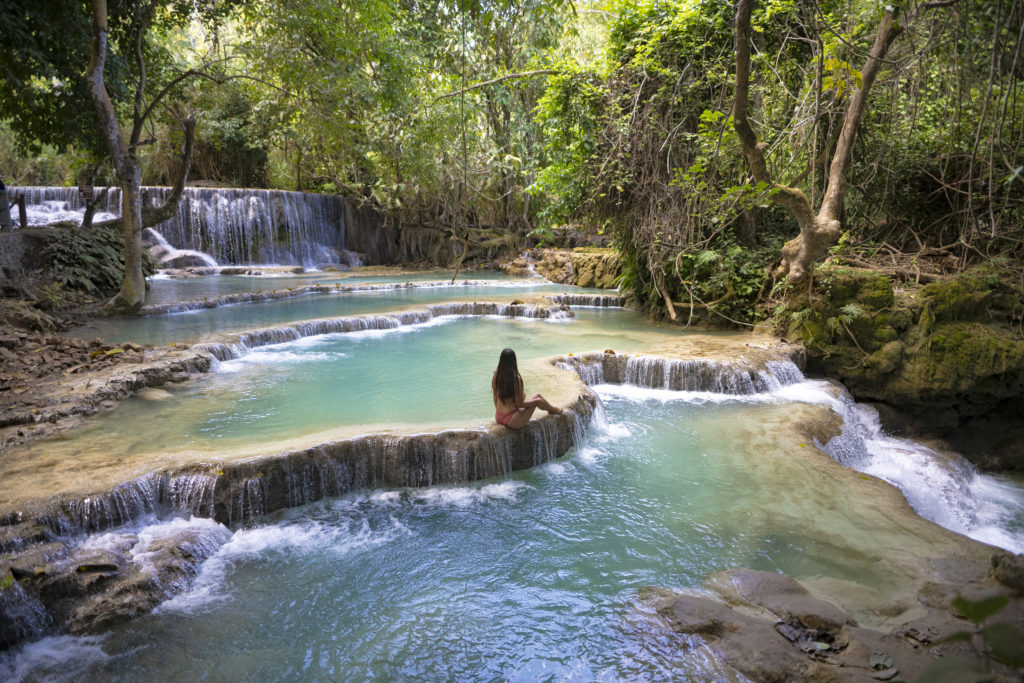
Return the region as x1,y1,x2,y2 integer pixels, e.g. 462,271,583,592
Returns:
732,0,900,284
88,0,145,314
111,163,147,311
92,117,197,232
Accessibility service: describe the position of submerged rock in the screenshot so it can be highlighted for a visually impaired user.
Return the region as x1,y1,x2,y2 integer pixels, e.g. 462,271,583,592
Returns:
991,552,1024,594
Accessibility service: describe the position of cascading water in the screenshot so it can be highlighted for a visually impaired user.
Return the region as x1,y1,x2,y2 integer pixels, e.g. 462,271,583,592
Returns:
14,186,347,269
800,382,1024,553
3,284,1024,679
563,352,1024,553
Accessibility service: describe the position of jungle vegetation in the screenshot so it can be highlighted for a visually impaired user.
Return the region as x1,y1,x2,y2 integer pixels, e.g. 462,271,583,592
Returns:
1,0,1021,319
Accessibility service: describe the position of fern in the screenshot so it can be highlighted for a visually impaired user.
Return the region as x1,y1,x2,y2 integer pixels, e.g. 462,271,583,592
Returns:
695,249,721,268
839,302,866,323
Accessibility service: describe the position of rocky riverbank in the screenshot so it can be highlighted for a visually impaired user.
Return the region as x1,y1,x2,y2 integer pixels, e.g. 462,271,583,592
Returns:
776,264,1024,471
0,321,212,453
650,560,1024,681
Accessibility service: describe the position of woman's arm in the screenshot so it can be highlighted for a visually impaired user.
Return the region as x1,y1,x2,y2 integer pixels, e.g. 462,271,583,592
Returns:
514,375,527,408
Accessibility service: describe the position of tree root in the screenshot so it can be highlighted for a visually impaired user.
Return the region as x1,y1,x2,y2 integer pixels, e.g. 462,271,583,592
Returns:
837,256,945,283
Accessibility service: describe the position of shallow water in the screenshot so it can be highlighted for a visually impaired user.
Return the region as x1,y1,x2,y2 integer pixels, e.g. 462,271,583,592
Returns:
141,269,524,307
4,273,1024,680
1,388,987,681
71,279,603,345
2,311,721,506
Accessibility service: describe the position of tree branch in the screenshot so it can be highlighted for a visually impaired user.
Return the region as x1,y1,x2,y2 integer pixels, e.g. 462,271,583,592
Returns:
435,70,558,101
129,1,157,148
819,5,901,220
87,0,128,176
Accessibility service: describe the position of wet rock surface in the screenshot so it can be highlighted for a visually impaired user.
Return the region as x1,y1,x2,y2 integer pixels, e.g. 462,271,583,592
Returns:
651,566,1024,682
0,322,212,451
0,519,231,649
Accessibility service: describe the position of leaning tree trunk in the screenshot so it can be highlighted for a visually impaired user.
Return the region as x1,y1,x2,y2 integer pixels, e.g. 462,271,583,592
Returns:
116,162,147,310
732,0,901,284
87,0,146,314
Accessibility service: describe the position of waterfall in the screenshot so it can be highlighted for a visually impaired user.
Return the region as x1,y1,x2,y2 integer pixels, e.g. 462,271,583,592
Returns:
809,386,1024,553
557,352,805,395
0,582,52,649
13,186,347,269
198,304,573,361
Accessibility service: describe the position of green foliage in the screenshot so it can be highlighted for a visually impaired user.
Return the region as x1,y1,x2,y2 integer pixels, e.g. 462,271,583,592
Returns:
839,302,866,324
531,63,608,225
41,225,155,300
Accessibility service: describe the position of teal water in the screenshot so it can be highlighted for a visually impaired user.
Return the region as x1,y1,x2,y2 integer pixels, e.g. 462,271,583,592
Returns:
142,270,522,307
9,311,703,472
4,276,1024,681
1,391,952,681
72,281,603,346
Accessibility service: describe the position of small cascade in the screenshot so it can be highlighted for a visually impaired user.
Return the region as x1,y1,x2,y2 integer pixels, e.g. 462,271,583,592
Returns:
0,582,52,649
143,228,218,269
45,476,164,535
14,186,347,269
558,352,805,395
38,472,223,536
10,186,119,227
813,388,1024,551
198,304,572,361
548,293,623,308
164,473,219,519
210,397,595,526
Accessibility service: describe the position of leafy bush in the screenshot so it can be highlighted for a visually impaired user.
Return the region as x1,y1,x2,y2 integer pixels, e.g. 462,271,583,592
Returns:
41,225,154,301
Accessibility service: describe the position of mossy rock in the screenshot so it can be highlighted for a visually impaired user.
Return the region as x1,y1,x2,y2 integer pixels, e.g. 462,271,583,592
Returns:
876,307,913,333
918,273,1023,324
821,268,894,310
864,341,904,377
888,321,1024,411
787,314,825,345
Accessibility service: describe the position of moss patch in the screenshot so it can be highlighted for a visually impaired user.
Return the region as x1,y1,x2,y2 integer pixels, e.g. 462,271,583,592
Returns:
777,265,1024,446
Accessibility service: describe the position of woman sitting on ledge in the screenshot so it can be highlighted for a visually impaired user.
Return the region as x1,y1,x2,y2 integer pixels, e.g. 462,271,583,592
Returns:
492,347,563,429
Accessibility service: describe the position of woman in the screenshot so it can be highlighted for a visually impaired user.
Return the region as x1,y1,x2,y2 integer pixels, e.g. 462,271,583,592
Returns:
492,348,563,429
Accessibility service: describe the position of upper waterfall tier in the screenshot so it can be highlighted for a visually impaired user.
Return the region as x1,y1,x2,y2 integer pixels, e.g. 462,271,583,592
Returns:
16,186,348,269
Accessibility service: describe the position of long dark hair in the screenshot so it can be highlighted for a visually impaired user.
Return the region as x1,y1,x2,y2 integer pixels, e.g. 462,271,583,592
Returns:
495,348,520,402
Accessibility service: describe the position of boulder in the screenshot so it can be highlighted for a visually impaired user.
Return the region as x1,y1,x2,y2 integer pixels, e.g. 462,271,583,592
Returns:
991,552,1024,594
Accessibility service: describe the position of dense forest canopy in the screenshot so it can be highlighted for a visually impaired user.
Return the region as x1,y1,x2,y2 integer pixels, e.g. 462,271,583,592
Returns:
1,0,1021,317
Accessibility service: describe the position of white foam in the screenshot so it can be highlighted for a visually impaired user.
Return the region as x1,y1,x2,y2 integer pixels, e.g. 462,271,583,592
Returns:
0,635,110,683
575,445,606,465
130,516,233,571
157,516,400,613
347,315,461,339
538,462,570,477
226,350,342,366
596,383,764,405
368,490,402,505
410,480,530,506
